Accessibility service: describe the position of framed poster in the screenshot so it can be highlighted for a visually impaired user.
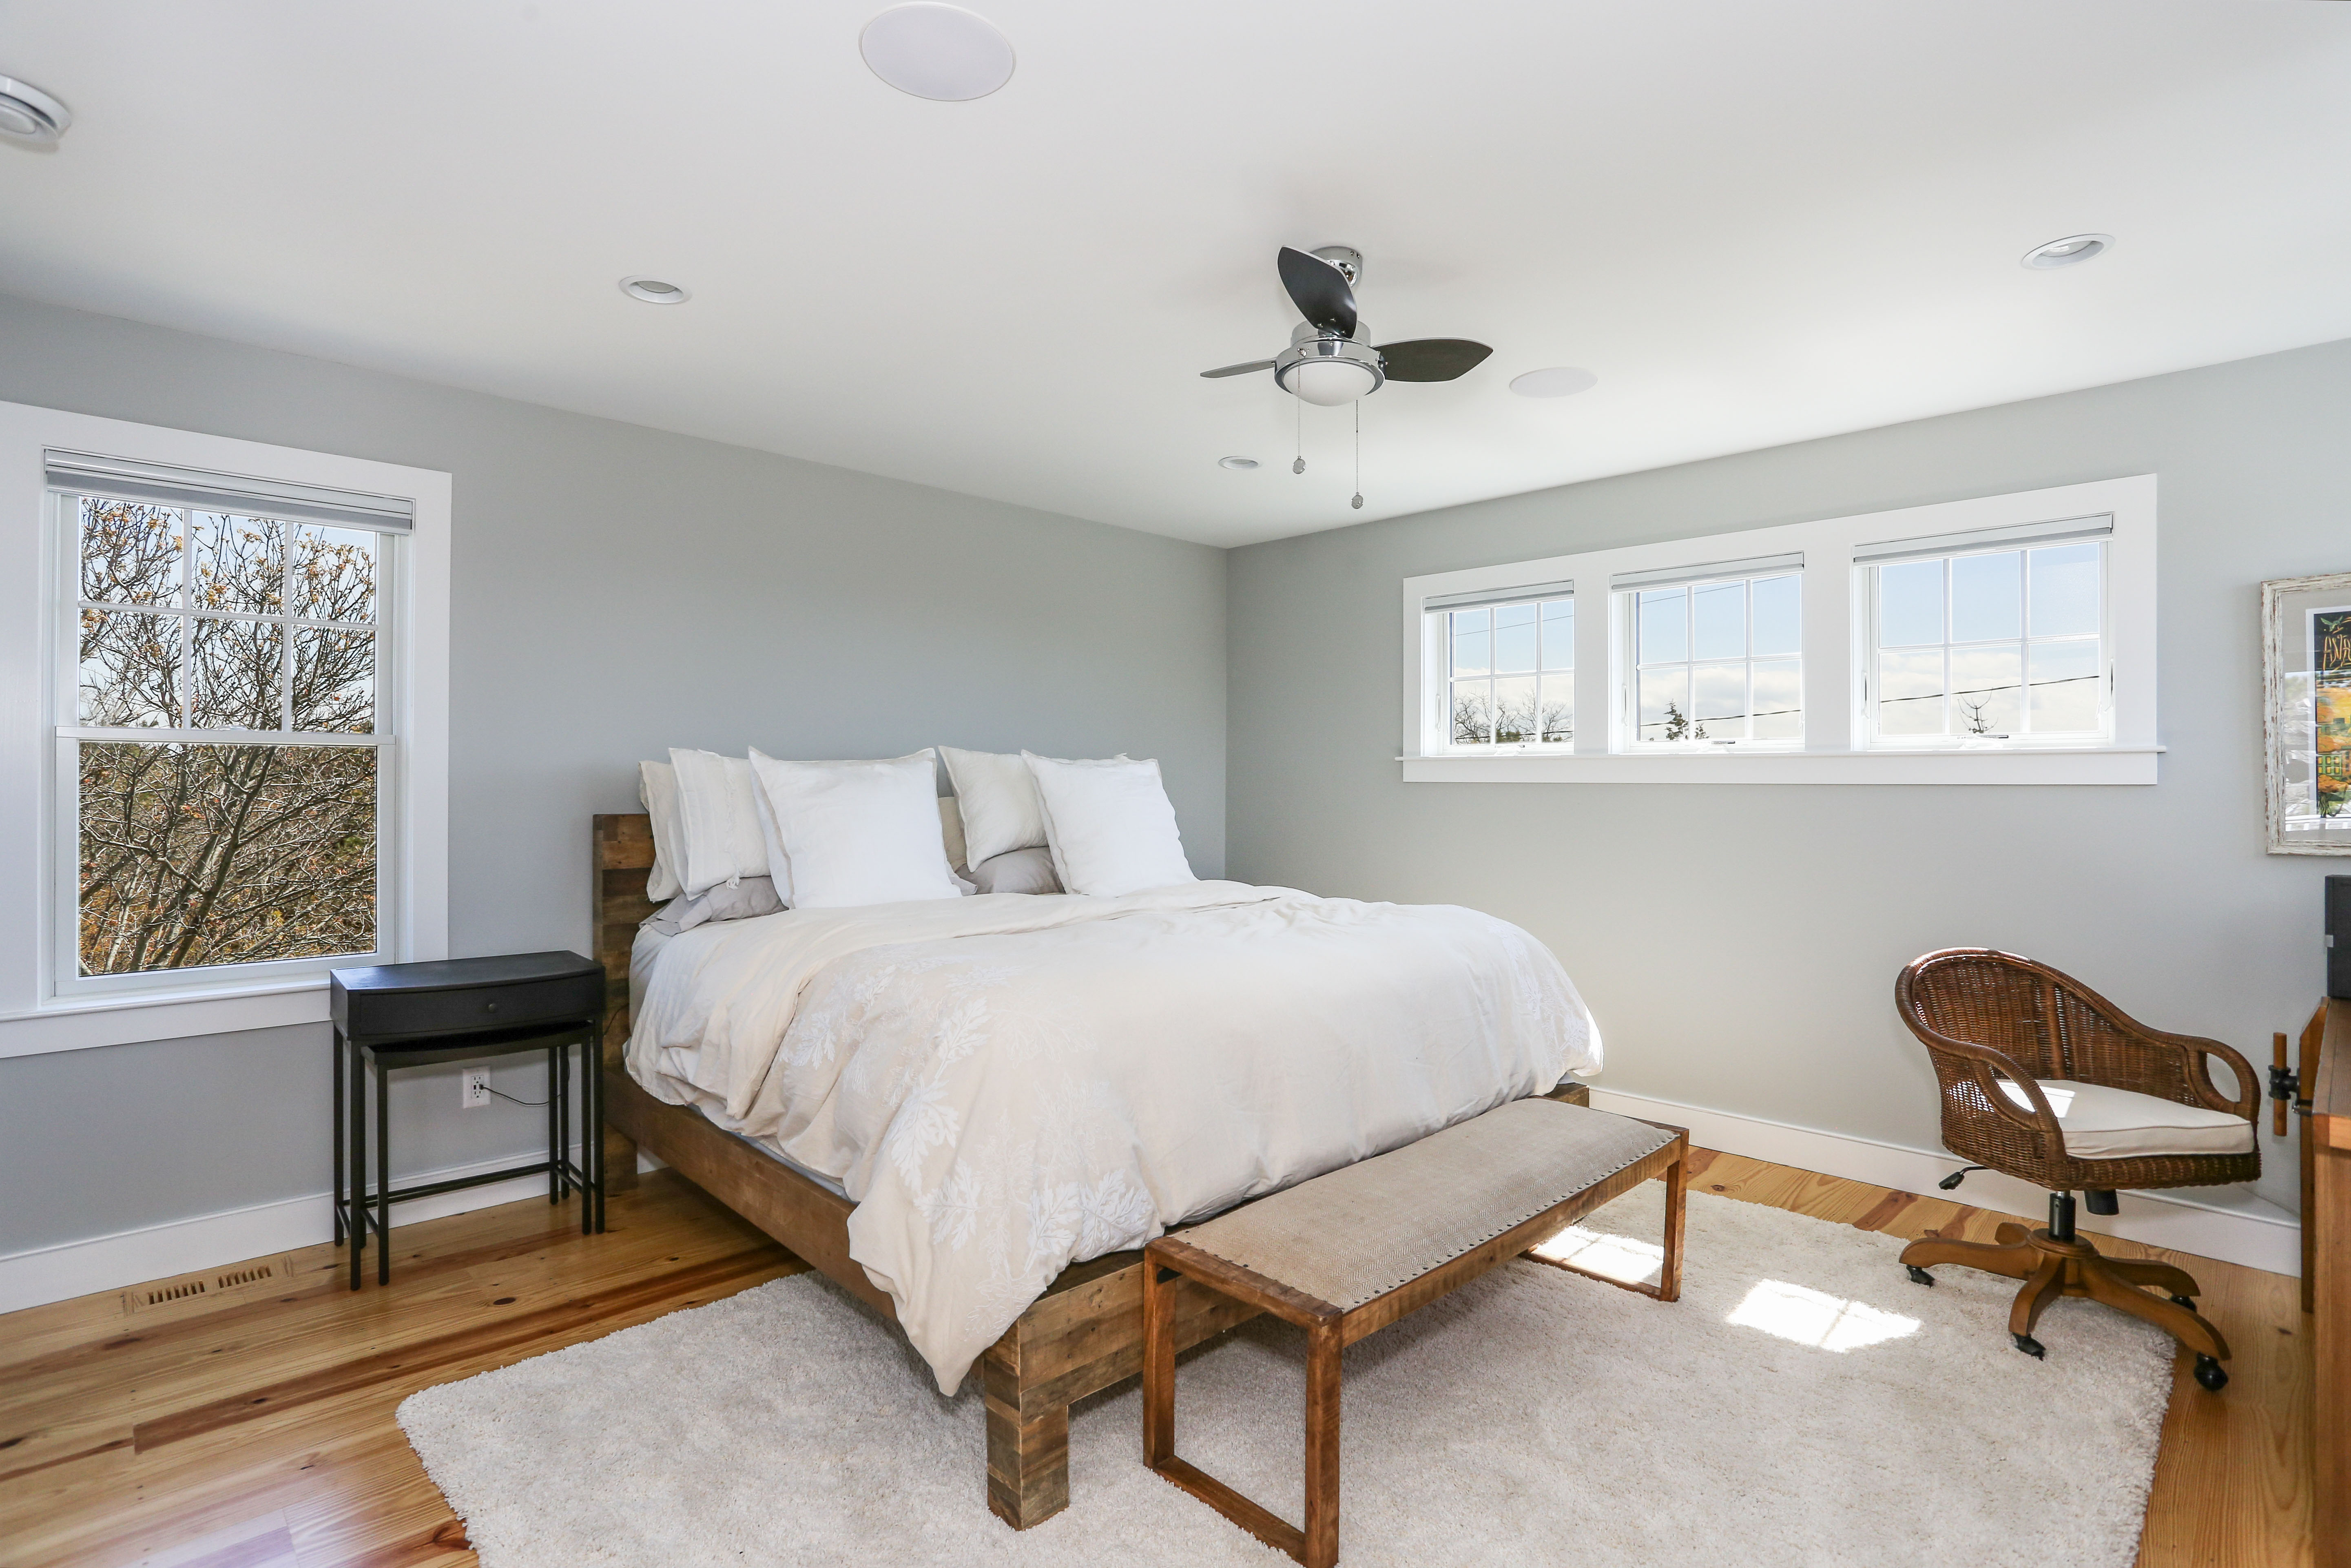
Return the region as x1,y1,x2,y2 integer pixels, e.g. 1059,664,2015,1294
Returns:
2264,571,2351,854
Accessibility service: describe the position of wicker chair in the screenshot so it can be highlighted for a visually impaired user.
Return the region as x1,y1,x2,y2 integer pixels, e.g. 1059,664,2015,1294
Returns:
1895,948,2259,1390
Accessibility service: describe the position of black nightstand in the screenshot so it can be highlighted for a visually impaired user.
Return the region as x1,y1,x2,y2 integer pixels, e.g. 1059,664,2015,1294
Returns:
331,951,605,1290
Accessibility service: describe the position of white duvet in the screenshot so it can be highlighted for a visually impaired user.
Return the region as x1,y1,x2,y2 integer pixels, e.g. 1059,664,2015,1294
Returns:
628,882,1598,1392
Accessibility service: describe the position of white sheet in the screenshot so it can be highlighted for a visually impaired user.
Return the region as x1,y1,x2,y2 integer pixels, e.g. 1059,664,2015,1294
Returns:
629,883,1597,1393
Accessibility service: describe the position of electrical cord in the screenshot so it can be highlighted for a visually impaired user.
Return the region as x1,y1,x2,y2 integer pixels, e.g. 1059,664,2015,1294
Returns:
485,1084,549,1108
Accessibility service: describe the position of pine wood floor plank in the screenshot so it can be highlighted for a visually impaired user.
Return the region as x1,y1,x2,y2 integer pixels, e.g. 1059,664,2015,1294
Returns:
0,1152,2311,1568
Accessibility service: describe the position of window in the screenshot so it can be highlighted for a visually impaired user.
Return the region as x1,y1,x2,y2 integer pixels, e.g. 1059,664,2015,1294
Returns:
1398,476,2155,785
1866,537,2107,745
64,491,392,986
1617,563,1801,745
1,405,448,1056
1436,591,1574,747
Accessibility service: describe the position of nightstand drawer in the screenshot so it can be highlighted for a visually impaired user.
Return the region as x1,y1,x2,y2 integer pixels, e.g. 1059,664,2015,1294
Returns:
340,971,600,1041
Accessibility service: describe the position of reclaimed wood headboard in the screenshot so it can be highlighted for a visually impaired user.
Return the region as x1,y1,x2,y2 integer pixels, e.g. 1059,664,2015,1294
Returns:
591,813,656,1062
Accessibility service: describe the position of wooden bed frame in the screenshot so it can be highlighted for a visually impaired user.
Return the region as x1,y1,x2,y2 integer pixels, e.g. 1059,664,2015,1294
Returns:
591,812,1590,1530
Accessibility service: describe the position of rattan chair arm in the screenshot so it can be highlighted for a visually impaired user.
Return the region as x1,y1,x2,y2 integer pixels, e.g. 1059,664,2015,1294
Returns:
2091,1015,2260,1119
2178,1036,2260,1119
1922,1036,2067,1143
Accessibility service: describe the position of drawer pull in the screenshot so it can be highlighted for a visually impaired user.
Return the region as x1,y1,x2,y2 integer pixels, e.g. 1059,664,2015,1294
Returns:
485,1001,499,1012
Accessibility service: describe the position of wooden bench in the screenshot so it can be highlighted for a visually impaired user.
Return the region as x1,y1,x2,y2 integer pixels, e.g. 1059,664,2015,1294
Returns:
1142,1097,1688,1568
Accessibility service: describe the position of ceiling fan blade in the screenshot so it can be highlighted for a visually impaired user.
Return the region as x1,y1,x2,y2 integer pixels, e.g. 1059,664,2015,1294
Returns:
1199,359,1277,379
1375,339,1494,382
1277,246,1358,338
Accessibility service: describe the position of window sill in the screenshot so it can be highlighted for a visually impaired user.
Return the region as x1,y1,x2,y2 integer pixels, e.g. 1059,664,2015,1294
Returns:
1399,746,2162,786
0,978,331,1060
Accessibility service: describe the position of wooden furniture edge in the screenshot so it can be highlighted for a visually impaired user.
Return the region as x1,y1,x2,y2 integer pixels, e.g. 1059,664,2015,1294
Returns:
591,813,655,1193
1142,1114,1684,1566
2315,999,2349,1568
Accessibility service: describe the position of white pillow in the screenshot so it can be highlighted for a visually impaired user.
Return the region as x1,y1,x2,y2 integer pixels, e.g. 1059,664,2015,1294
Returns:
748,749,965,909
939,746,1049,867
1022,753,1195,897
669,749,770,897
941,746,1129,866
638,760,686,902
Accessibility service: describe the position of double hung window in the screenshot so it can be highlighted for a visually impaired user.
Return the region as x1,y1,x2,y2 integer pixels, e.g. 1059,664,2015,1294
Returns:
53,453,408,992
1616,560,1802,745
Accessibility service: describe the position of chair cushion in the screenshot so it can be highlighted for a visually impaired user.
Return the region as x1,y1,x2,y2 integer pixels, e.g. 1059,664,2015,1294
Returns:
1995,1078,2254,1160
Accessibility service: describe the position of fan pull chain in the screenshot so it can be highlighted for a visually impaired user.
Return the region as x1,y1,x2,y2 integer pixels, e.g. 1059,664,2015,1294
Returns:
1351,401,1364,509
1293,396,1305,475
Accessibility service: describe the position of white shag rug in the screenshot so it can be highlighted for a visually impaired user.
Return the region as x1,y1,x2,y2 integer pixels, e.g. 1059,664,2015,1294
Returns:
398,1189,2173,1568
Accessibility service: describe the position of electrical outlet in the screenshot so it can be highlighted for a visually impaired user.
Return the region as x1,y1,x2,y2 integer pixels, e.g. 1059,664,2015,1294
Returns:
461,1069,491,1109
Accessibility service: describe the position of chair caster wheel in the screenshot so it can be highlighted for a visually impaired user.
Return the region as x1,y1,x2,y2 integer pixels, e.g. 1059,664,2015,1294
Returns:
2169,1294,2196,1310
2193,1355,2228,1391
2012,1333,2045,1359
1906,1265,1935,1287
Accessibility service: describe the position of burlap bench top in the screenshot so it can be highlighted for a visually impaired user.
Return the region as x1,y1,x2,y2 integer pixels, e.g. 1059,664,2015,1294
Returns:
1175,1097,1676,1312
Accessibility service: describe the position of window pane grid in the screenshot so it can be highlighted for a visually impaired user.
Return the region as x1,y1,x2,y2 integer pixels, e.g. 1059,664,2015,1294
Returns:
1871,543,2104,743
64,492,389,980
1627,574,1802,744
73,497,376,738
1443,597,1572,747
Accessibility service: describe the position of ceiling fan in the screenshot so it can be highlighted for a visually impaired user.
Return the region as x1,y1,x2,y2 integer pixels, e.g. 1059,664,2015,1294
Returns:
1200,246,1492,405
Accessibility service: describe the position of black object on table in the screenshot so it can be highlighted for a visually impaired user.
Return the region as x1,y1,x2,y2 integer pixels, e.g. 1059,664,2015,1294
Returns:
331,951,605,1289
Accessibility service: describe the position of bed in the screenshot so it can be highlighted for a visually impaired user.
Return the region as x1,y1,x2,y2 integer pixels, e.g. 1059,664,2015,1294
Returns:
589,812,1599,1529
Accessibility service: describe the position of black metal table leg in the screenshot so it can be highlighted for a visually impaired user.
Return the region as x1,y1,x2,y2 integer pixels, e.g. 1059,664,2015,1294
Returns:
333,1026,345,1247
558,1034,571,1200
546,1044,560,1204
348,1034,365,1291
375,1052,391,1286
580,1033,593,1235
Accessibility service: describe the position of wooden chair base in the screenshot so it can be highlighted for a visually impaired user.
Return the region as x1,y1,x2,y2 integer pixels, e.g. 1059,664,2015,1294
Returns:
1899,1222,2232,1384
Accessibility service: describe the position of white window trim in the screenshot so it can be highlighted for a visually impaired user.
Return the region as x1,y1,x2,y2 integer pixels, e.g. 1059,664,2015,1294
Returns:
1398,476,2158,786
0,401,450,1058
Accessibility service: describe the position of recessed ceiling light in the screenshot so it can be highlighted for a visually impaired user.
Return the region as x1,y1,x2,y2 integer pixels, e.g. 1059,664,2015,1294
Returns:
1509,367,1598,399
1218,456,1259,470
620,276,690,304
0,76,71,146
860,4,1016,101
2021,234,2113,270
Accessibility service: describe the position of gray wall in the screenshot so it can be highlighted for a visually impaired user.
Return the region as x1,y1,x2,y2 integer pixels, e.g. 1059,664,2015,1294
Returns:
0,292,1226,1256
1228,337,2351,1215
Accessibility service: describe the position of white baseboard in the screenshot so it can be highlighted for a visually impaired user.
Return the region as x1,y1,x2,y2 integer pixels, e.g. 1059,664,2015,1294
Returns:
1588,1085,2302,1278
0,1143,657,1317
1,1091,2297,1320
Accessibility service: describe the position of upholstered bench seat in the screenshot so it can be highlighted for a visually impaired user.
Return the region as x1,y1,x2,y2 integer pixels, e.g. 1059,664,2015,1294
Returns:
1142,1097,1689,1568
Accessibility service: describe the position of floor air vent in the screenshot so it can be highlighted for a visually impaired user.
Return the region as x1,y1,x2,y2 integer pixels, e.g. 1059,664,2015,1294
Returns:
120,1256,293,1315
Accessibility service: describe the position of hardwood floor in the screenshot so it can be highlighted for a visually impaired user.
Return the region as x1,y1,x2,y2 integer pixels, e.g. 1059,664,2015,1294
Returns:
0,1153,2312,1567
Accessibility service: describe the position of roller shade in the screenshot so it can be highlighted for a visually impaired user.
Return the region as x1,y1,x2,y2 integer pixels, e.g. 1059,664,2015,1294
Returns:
1854,513,2110,566
1610,552,1803,593
44,450,415,533
1424,579,1575,613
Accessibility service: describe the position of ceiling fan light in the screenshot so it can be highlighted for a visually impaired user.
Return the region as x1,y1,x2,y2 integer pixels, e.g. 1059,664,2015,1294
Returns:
1282,358,1380,407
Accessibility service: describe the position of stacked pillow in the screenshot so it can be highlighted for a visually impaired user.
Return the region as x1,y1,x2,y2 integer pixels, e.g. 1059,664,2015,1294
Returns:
635,743,1196,923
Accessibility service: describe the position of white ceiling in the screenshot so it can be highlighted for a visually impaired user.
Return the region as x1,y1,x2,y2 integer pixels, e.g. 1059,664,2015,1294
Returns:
2,2,2348,547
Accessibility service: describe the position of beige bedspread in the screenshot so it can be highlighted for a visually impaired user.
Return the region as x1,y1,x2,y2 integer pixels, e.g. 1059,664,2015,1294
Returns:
628,882,1596,1391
